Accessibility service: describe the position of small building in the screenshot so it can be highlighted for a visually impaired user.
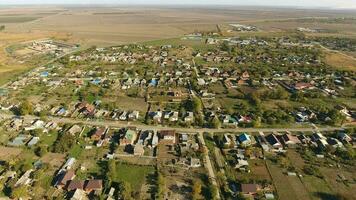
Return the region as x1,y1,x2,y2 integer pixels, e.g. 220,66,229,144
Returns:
235,159,249,169
189,158,201,168
120,129,137,146
134,144,145,156
56,170,75,188
223,134,232,147
67,180,85,191
91,128,106,141
159,130,176,144
68,125,82,136
265,133,282,149
15,169,33,187
280,133,300,148
84,180,103,193
70,189,88,200
238,133,252,147
240,183,259,195
27,137,40,147
184,112,194,122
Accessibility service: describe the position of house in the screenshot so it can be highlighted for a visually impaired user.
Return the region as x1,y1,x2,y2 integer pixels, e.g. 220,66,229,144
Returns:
241,71,250,80
120,129,137,146
134,144,145,156
337,132,352,144
238,133,252,147
15,169,33,187
27,137,40,147
56,170,75,188
169,111,179,122
180,134,189,144
8,135,30,147
235,159,249,169
240,184,259,195
327,138,344,149
223,134,232,147
189,158,201,168
128,111,139,120
151,132,159,147
184,112,194,122
151,111,162,123
280,133,300,148
68,125,82,135
70,189,88,200
265,133,282,149
159,130,176,144
67,180,85,191
77,102,95,116
84,180,103,193
61,157,76,171
222,115,238,126
91,128,106,141
294,82,313,90
119,111,128,121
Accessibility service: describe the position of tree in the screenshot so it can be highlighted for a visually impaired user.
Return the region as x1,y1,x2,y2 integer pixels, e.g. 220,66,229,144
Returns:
192,180,202,200
328,109,346,126
19,100,33,115
106,160,116,186
53,133,76,153
0,25,5,31
157,172,166,200
211,116,221,129
11,185,28,199
35,146,48,157
208,184,219,200
120,181,133,200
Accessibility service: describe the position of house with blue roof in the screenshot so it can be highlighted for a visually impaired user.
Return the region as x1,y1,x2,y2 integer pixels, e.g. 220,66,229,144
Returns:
91,78,102,85
40,71,49,78
238,133,252,147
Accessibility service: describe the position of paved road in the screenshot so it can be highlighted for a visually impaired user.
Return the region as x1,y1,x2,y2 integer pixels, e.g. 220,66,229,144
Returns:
0,112,346,134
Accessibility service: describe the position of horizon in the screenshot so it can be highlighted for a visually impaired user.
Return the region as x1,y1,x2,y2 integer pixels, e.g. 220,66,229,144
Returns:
1,0,356,10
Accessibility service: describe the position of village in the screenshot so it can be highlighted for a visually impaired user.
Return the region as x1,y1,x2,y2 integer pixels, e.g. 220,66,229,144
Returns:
0,30,355,200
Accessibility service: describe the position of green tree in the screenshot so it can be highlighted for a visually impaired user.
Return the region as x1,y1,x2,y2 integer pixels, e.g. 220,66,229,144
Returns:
192,180,202,200
208,184,219,200
121,181,133,200
53,133,76,153
35,146,48,157
211,116,221,129
19,100,33,115
157,172,166,200
11,185,28,199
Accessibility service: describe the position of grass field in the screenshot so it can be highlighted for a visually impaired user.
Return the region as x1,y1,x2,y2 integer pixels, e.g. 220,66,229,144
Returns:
113,162,155,189
324,51,356,71
267,160,310,200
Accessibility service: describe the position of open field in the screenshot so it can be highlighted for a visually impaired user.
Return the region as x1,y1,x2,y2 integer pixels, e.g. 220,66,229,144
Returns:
0,31,70,86
324,51,356,71
113,162,155,190
267,161,310,200
0,146,22,161
1,6,356,46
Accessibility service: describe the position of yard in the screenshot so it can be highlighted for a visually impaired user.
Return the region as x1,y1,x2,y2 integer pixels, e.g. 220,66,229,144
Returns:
112,162,156,198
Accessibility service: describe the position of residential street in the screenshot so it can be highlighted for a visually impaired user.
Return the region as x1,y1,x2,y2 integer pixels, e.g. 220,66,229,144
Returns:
0,112,345,134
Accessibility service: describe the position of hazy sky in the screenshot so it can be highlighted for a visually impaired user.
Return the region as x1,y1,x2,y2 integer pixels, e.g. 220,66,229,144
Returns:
0,0,356,9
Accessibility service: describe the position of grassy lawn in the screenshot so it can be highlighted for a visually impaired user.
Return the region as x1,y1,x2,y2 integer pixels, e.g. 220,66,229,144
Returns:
40,131,58,147
68,144,83,158
267,161,300,200
113,162,155,189
303,176,335,200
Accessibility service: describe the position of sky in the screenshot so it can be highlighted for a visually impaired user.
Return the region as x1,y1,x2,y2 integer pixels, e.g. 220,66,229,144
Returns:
0,0,356,9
